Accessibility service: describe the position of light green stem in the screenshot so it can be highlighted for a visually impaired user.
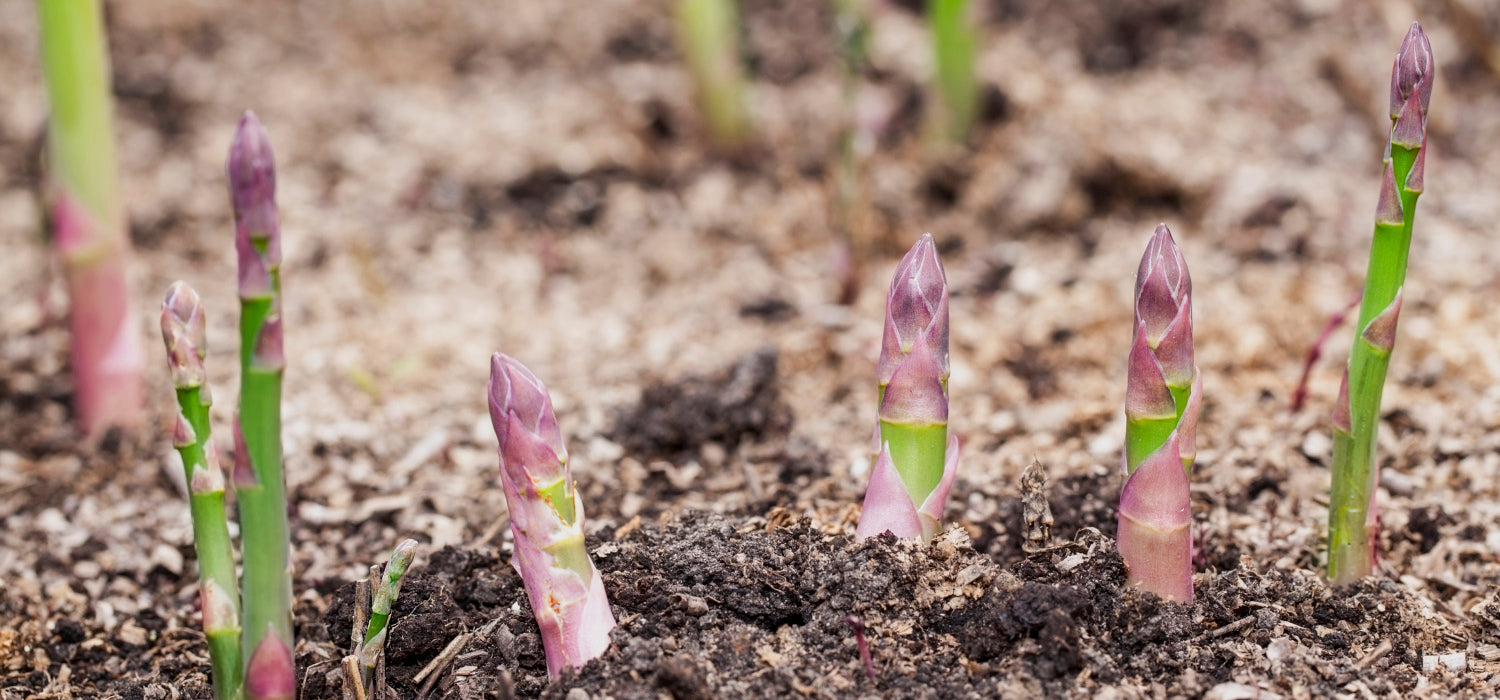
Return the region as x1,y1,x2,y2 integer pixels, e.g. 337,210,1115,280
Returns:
172,386,243,700
927,0,976,142
1328,144,1420,584
37,0,120,237
878,420,947,505
675,0,749,148
238,292,293,677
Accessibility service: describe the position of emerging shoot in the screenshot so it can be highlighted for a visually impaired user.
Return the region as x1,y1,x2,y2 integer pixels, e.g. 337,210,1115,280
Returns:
1117,223,1201,603
857,234,959,542
488,354,616,677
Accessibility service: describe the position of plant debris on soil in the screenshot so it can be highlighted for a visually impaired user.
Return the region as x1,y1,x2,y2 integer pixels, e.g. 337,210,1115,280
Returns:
3,0,1500,698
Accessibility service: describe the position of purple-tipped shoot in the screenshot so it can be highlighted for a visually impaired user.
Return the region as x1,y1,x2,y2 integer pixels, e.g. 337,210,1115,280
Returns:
857,234,960,542
358,539,418,689
488,354,615,677
37,0,145,435
160,282,243,700
1118,224,1201,603
1328,22,1434,585
227,112,294,698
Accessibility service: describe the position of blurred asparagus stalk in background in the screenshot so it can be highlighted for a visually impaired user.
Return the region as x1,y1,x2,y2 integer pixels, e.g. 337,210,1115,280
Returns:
227,112,294,700
488,354,615,677
1327,23,1433,585
927,0,977,143
160,282,243,700
358,539,418,690
857,234,959,542
36,0,145,436
674,0,751,149
1117,224,1201,603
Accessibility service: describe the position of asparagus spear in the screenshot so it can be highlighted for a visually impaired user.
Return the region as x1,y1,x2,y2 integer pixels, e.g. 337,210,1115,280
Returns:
857,234,960,542
161,282,243,700
36,0,145,436
927,0,977,143
488,354,615,677
1327,23,1434,585
674,0,750,149
357,540,418,689
227,112,294,699
1117,224,1201,603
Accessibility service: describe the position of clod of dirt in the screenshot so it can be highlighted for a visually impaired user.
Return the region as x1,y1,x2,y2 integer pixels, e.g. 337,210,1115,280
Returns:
610,347,791,462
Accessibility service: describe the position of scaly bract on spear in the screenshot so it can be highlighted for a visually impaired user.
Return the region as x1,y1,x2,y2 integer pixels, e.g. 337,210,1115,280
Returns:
857,234,959,542
1327,22,1434,585
488,354,616,677
160,282,243,700
1117,223,1201,603
228,111,295,699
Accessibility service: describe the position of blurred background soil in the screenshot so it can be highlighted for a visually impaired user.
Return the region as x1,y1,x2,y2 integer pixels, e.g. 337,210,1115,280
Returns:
1,0,1498,697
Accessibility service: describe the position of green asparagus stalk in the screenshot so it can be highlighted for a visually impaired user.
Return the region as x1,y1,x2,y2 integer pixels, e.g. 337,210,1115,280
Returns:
357,540,418,689
161,282,243,700
674,0,751,149
227,112,294,699
1328,23,1434,585
927,0,977,143
36,0,145,436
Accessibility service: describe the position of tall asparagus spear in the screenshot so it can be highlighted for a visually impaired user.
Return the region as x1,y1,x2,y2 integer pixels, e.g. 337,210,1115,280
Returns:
36,0,145,436
1117,224,1201,603
856,234,960,542
227,112,294,699
488,354,615,677
1327,23,1434,585
161,282,243,700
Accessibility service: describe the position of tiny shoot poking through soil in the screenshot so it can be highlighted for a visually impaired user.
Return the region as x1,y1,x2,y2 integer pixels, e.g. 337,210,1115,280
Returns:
358,539,418,692
488,354,616,677
1327,23,1434,586
673,0,750,149
1117,224,1201,604
36,0,146,436
857,234,960,542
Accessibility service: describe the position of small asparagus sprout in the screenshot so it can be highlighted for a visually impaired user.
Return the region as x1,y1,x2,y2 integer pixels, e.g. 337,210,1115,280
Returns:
1117,224,1201,603
857,234,959,542
674,0,750,149
358,540,418,689
229,111,295,700
927,0,977,143
36,0,145,435
488,354,616,677
1328,23,1434,585
160,282,243,700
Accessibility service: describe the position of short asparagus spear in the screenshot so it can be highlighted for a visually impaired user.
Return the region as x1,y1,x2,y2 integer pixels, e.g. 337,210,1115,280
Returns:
36,0,145,435
1327,23,1434,585
161,282,243,700
1117,224,1201,603
857,234,960,542
488,354,615,677
357,539,418,689
228,112,294,699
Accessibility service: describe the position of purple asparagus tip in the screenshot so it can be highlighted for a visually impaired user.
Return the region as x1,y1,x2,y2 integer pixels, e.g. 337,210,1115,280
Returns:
877,233,950,387
161,282,207,389
1390,22,1434,120
488,353,568,481
228,111,281,299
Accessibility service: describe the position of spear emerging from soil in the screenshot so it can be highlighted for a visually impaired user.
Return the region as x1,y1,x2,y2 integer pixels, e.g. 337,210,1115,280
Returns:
36,0,145,436
357,539,418,690
228,112,295,699
1117,224,1201,603
160,282,243,700
488,354,616,677
1327,23,1434,585
857,234,959,542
